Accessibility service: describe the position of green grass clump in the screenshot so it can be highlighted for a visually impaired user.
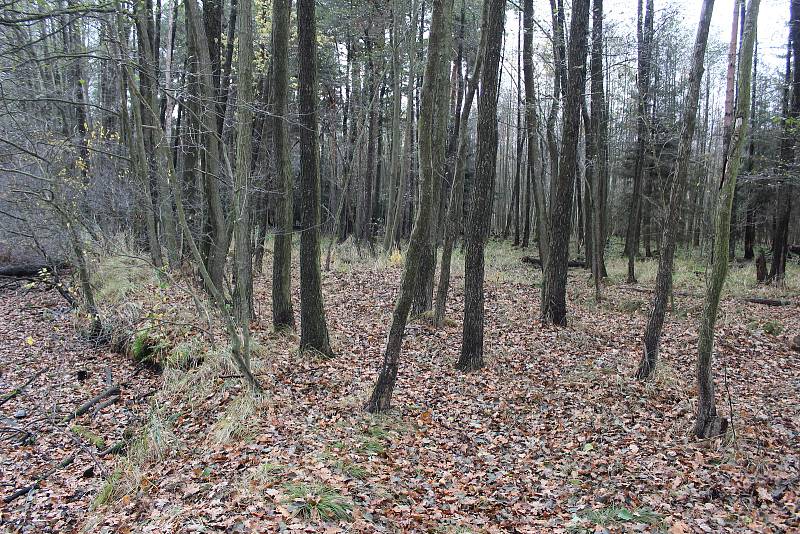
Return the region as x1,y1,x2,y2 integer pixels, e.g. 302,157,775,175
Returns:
335,460,368,480
569,506,663,532
93,470,121,508
282,483,353,521
357,437,385,455
763,320,784,336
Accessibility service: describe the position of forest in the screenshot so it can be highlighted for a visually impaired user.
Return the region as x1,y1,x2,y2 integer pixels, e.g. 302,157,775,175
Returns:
0,0,798,530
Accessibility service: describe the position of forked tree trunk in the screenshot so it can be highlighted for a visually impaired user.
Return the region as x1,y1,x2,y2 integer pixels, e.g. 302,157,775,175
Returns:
457,0,505,372
413,0,453,316
297,0,333,358
695,0,759,439
271,0,295,331
366,0,450,413
636,0,715,380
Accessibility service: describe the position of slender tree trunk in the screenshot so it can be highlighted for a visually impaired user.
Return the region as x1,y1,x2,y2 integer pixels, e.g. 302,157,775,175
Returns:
524,0,549,276
366,0,449,413
186,0,229,294
383,2,404,252
588,0,609,300
695,0,758,439
271,0,295,330
434,0,488,328
624,0,654,284
541,0,590,326
413,0,453,316
457,0,505,372
297,0,333,357
768,8,798,284
636,0,715,380
233,0,254,349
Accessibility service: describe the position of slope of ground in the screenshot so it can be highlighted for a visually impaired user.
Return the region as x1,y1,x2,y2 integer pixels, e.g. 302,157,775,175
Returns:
1,243,799,532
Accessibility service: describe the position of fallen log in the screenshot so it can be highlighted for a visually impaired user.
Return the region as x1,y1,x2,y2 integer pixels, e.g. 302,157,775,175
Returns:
618,286,796,307
0,262,69,278
742,297,796,307
3,454,75,503
521,256,586,269
62,385,121,424
0,370,44,407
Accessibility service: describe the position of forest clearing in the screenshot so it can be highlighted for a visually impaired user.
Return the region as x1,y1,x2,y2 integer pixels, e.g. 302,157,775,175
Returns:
1,0,799,531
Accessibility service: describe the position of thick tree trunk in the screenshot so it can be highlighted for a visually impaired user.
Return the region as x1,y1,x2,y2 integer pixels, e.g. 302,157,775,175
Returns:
297,0,333,358
636,0,715,380
695,0,758,439
541,0,590,326
271,0,295,331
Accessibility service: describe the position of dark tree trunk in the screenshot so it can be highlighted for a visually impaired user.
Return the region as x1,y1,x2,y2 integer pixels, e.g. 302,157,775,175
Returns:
457,0,505,372
769,5,798,284
366,0,452,413
541,0,590,326
624,0,654,284
271,0,295,331
297,0,333,357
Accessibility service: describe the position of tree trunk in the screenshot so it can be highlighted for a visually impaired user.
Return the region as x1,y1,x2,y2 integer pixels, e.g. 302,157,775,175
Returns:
588,0,609,300
434,0,488,329
636,0,715,380
541,0,590,326
297,0,333,358
457,0,505,372
624,0,654,284
413,0,453,316
695,0,759,439
366,0,450,413
271,0,295,331
523,0,549,290
233,0,254,332
768,7,798,285
186,0,229,294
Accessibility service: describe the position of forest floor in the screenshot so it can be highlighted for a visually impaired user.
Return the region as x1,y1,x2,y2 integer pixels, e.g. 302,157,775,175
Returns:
1,241,799,533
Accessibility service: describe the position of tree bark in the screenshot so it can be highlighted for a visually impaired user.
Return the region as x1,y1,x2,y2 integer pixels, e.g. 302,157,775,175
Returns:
457,0,505,372
624,0,654,284
233,0,255,334
297,0,333,357
636,0,715,380
366,0,450,413
695,0,759,439
541,0,590,326
271,0,295,331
